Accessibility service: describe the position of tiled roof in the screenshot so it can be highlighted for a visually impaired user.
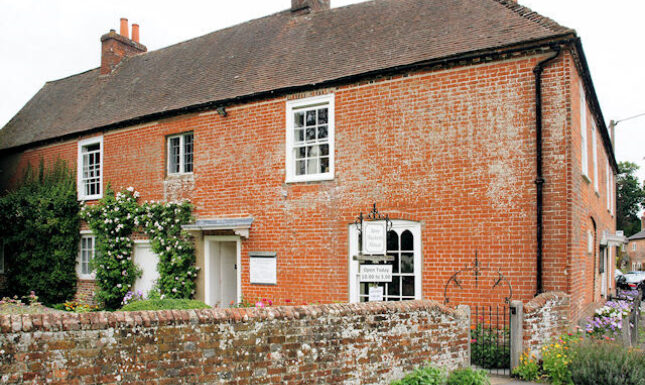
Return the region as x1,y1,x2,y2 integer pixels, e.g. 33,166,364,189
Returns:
0,0,573,151
629,230,645,241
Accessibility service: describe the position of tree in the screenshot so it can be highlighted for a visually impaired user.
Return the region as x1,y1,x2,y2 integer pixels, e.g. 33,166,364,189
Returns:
616,161,645,237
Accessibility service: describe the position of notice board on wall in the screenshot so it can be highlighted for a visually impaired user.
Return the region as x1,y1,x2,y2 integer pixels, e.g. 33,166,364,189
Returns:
249,252,277,285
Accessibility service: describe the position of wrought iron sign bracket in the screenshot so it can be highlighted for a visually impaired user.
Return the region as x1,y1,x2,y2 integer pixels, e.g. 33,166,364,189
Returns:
354,203,394,263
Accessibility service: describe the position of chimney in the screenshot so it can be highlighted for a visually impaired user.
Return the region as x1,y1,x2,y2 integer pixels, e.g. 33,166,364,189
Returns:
132,23,140,43
100,18,147,75
291,0,330,14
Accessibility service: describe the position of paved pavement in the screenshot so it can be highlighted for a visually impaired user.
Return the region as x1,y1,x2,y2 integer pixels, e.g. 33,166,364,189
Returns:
489,375,540,385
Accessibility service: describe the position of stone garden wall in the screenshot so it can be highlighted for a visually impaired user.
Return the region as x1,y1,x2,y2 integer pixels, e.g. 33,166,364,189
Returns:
0,300,469,384
522,291,570,356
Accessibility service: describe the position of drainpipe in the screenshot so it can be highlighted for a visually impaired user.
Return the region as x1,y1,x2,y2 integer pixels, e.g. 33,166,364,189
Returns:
533,46,561,296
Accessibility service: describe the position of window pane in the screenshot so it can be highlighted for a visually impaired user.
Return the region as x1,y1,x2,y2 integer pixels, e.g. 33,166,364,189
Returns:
388,277,400,296
184,134,193,173
320,144,329,157
307,145,320,158
402,276,415,297
401,230,413,251
320,157,329,173
169,137,180,173
318,108,328,124
318,125,328,140
295,128,305,143
307,158,319,174
296,160,306,175
306,128,316,141
296,146,306,159
387,230,399,251
401,252,414,273
388,252,400,274
295,112,304,128
306,110,316,126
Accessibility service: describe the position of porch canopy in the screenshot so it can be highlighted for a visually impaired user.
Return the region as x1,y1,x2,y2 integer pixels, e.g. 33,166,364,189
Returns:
182,217,253,238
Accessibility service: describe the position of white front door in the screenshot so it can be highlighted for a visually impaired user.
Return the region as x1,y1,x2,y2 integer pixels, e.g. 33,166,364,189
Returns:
600,247,608,297
133,242,160,296
205,238,240,307
349,221,422,303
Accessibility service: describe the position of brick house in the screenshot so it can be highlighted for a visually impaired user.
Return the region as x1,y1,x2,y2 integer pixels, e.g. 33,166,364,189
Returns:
0,0,623,320
626,216,645,271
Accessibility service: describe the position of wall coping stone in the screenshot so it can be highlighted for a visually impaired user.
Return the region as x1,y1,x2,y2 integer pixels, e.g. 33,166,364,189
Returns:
0,299,464,333
524,291,570,314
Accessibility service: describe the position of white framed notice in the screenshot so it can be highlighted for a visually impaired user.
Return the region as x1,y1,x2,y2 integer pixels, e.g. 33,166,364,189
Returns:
359,264,393,282
249,252,277,285
362,221,386,255
368,286,384,302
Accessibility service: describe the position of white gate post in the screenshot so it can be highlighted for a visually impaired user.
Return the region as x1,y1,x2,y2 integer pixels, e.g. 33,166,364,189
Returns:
510,301,523,371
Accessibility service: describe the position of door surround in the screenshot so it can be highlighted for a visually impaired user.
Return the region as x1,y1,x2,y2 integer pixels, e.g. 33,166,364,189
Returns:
204,235,241,307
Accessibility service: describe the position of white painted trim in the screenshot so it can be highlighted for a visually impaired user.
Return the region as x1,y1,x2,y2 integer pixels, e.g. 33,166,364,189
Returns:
133,239,151,244
77,136,103,201
285,94,335,183
77,233,96,280
166,132,194,176
204,235,241,307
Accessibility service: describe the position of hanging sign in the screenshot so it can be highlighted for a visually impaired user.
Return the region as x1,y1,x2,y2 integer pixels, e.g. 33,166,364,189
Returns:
360,264,392,282
362,221,387,255
368,286,384,302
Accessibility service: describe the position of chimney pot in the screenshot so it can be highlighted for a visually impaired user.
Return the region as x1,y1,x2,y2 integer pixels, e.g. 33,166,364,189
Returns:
120,18,129,38
132,24,140,43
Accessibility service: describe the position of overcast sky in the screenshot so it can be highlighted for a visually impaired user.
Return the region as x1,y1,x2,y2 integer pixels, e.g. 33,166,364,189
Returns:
1,0,643,182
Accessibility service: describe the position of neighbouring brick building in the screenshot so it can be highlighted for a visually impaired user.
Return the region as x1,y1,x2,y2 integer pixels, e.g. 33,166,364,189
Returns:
626,216,645,271
0,0,624,321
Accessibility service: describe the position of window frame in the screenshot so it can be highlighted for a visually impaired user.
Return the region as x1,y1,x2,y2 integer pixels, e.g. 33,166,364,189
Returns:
285,94,335,183
77,136,103,201
580,83,589,179
166,132,194,176
591,122,599,192
77,231,96,280
348,220,422,303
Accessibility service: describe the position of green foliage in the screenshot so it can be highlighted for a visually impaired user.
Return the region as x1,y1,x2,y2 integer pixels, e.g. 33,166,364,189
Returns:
120,298,209,311
617,161,645,237
0,160,80,304
471,324,510,369
390,365,446,385
81,185,140,310
569,340,645,385
138,200,197,298
82,186,197,309
446,368,490,385
541,340,573,385
512,351,541,381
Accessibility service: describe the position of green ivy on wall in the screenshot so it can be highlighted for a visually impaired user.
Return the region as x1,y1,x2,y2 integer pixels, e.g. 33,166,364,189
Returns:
82,186,197,310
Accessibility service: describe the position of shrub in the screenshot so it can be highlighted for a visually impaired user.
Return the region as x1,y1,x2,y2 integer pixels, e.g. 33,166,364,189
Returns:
569,339,645,385
120,299,209,311
390,365,446,385
0,160,80,305
58,301,99,313
541,340,573,385
446,368,490,385
471,324,510,369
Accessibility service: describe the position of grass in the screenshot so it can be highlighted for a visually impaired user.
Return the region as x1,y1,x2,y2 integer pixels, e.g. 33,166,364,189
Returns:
120,298,210,311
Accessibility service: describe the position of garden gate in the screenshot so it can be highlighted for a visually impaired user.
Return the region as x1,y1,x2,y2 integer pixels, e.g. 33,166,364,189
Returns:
444,252,513,375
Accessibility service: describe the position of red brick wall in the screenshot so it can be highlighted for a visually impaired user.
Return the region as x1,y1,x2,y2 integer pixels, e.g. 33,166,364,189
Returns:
0,300,469,384
0,51,616,314
567,54,616,322
626,239,645,270
74,280,97,305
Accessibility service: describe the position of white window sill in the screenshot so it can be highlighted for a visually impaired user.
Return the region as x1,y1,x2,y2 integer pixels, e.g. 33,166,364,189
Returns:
166,172,194,178
286,173,334,184
78,194,103,201
78,275,95,280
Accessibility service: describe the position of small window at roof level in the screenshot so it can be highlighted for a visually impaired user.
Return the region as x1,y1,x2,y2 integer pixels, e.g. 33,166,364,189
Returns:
167,133,194,175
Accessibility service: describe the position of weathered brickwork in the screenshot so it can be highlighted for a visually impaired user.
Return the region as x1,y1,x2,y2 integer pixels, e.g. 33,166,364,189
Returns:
74,280,97,305
522,292,570,357
0,50,616,317
0,300,469,384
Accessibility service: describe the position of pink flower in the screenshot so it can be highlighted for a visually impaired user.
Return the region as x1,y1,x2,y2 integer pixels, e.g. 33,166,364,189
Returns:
255,301,265,308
